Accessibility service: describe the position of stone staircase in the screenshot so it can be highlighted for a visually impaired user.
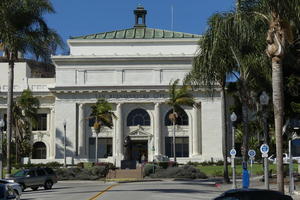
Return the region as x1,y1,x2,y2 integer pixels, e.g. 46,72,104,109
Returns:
106,167,143,179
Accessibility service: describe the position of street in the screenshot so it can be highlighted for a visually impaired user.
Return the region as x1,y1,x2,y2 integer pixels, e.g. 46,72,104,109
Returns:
20,180,224,200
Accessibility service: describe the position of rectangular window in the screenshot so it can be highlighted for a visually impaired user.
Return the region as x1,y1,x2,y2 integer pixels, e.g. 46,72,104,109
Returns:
89,138,113,159
33,114,47,131
165,137,189,158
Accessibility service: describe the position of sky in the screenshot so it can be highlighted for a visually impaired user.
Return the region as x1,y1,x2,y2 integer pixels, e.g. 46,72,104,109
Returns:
44,0,235,53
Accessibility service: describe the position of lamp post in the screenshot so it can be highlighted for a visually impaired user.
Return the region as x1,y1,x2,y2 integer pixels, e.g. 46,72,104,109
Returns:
260,91,269,190
231,112,237,189
0,118,5,179
63,120,67,168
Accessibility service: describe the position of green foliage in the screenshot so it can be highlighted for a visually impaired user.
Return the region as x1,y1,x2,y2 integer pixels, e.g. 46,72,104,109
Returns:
143,163,159,176
14,162,63,169
55,166,108,180
13,89,40,158
89,99,117,133
150,165,207,179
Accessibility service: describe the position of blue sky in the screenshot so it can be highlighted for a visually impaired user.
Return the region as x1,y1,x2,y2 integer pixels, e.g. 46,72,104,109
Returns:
45,0,235,52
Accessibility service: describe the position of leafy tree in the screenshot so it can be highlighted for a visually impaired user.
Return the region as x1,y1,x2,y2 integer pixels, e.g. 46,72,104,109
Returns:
0,0,63,176
13,89,40,163
89,99,117,163
165,79,197,162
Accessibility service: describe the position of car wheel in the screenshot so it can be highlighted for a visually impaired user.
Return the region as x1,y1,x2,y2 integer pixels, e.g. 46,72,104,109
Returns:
31,186,39,191
14,190,20,200
44,180,53,190
20,184,26,192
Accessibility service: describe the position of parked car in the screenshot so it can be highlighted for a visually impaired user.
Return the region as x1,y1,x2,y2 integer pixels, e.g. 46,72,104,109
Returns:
0,184,17,200
214,189,293,200
0,180,21,200
268,153,300,164
268,153,289,164
7,167,57,191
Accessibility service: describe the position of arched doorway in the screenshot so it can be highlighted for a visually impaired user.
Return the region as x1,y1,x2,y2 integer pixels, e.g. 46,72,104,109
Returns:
32,142,47,159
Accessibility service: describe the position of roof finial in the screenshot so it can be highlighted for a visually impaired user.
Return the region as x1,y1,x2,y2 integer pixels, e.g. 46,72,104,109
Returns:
134,5,147,28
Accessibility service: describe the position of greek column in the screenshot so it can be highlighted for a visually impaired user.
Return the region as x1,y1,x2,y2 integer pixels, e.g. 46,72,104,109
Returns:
116,103,123,157
154,103,161,155
78,104,85,157
193,106,200,155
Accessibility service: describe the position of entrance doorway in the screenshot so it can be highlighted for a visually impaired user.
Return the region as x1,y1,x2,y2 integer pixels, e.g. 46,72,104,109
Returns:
131,140,148,163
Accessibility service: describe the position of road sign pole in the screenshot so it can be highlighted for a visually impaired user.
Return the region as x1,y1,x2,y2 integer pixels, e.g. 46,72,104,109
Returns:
264,156,269,190
289,139,294,195
232,156,236,189
260,144,270,190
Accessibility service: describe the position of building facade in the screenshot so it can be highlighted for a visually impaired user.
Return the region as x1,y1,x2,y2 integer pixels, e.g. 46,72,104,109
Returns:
0,7,224,166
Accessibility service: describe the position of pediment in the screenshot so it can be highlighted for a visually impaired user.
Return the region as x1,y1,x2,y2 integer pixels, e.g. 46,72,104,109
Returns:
129,125,150,137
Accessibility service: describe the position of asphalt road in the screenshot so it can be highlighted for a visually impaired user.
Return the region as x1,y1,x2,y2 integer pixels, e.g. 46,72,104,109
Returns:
20,181,111,200
97,180,223,200
20,180,223,200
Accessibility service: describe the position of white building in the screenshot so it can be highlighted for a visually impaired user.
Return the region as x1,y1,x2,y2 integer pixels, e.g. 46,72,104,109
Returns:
0,6,224,166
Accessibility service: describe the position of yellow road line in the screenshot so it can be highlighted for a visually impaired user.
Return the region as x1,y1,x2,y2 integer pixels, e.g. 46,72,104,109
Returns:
88,184,119,200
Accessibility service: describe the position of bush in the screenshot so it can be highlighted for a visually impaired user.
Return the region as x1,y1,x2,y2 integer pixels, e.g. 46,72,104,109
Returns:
144,163,159,176
15,162,63,169
55,166,109,180
95,162,116,170
83,162,94,169
150,165,207,179
157,161,178,169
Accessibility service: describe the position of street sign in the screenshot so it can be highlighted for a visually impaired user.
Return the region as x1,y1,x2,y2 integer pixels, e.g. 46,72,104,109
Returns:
230,149,237,157
262,153,268,158
248,149,256,158
260,144,269,154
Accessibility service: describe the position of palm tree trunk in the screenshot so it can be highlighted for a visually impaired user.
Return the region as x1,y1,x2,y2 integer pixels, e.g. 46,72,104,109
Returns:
95,133,98,163
172,108,176,162
221,87,230,183
272,57,284,193
242,102,249,163
6,53,14,177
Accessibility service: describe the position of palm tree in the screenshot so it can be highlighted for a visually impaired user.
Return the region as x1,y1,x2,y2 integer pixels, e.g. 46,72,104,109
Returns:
166,79,197,162
89,99,117,163
185,13,235,183
242,0,300,192
13,89,40,163
186,7,270,182
0,0,63,176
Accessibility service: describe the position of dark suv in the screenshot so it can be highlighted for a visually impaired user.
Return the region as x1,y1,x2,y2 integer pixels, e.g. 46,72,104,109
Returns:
8,168,57,191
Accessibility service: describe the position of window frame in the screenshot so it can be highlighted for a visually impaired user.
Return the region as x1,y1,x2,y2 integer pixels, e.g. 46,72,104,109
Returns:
127,108,151,126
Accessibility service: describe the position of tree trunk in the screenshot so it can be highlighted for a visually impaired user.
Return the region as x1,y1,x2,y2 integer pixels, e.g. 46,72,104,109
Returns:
95,133,98,163
6,53,14,177
221,88,230,183
272,57,284,193
242,102,249,163
172,109,176,162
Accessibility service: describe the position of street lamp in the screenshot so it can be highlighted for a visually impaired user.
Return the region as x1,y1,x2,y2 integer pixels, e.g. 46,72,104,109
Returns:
231,112,237,189
0,118,5,179
260,91,269,190
63,120,67,168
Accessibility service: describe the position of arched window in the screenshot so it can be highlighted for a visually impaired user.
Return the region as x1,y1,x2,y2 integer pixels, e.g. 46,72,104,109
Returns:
127,108,150,126
32,142,46,159
165,109,189,126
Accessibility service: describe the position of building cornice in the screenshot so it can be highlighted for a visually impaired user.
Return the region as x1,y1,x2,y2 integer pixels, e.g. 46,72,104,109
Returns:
51,54,194,65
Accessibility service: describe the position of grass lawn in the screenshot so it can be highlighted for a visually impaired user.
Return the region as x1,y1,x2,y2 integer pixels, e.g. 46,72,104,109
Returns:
197,163,298,177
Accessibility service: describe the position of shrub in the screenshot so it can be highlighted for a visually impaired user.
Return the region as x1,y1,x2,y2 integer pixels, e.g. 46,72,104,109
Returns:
150,165,207,179
55,166,109,180
83,162,94,169
15,162,63,169
157,161,178,169
144,163,159,176
77,162,84,169
95,162,116,170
